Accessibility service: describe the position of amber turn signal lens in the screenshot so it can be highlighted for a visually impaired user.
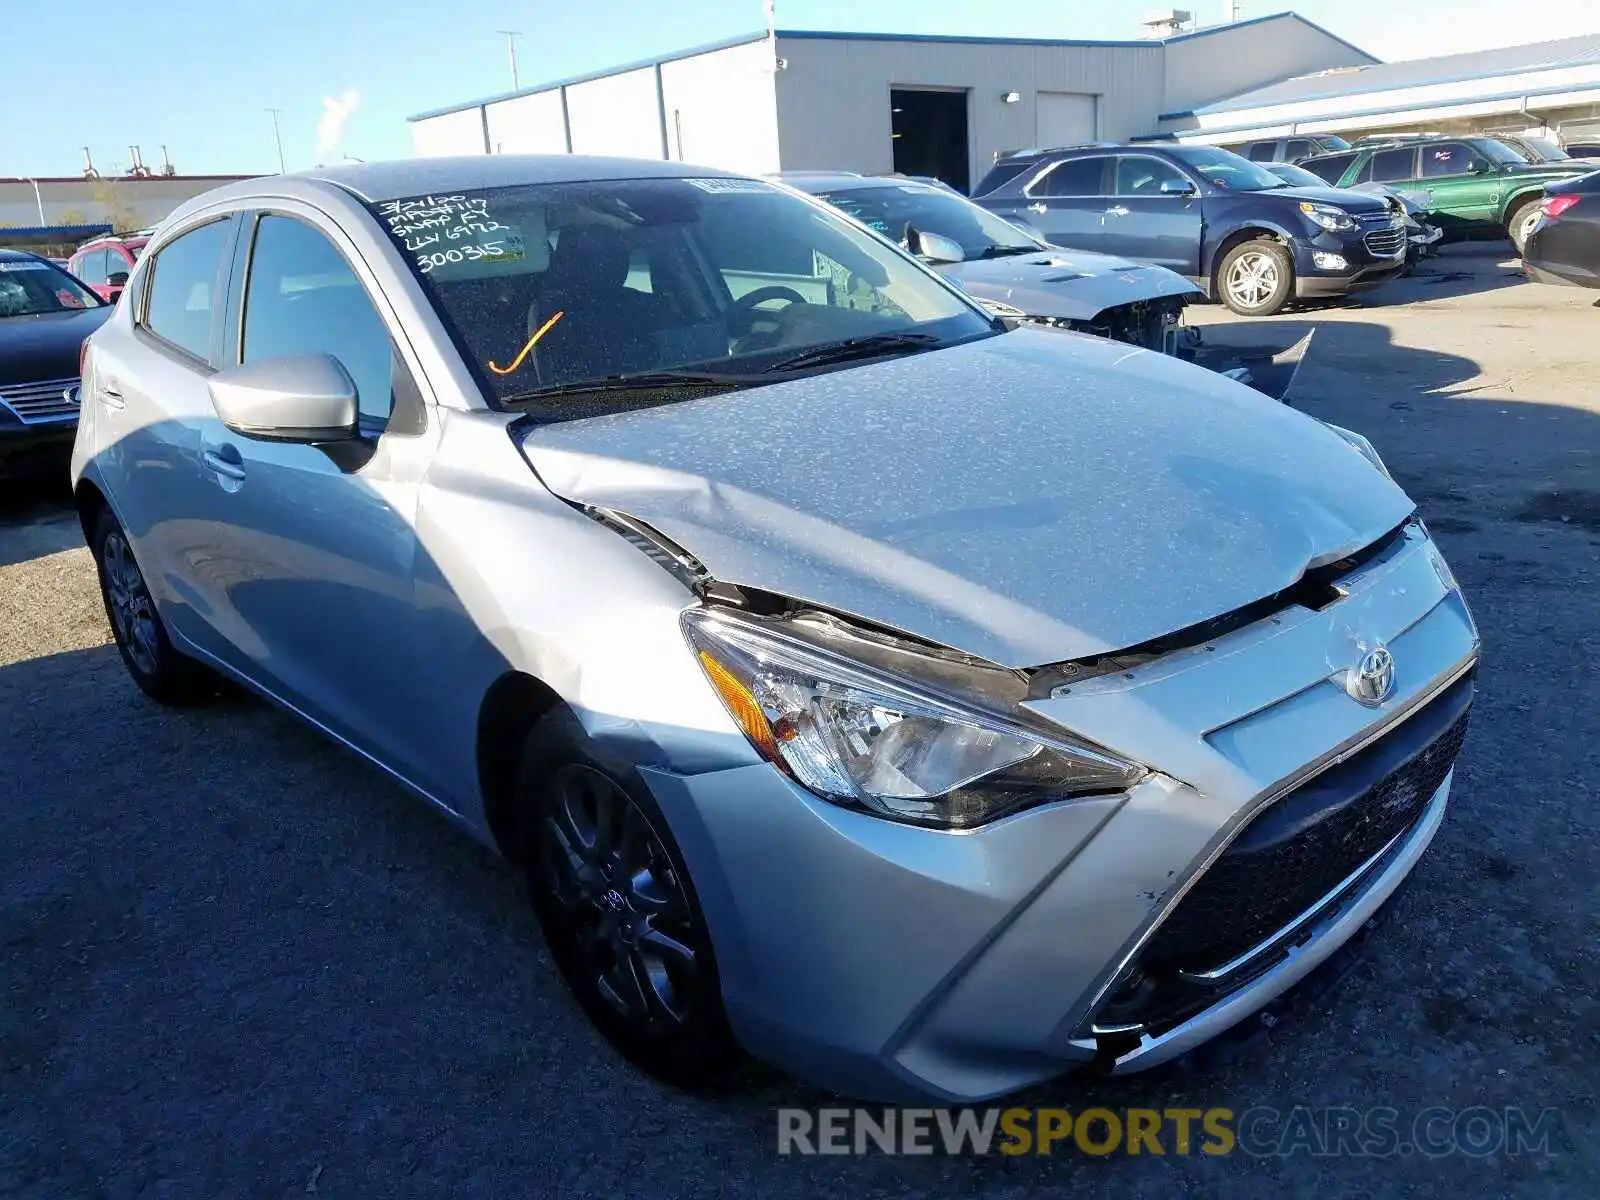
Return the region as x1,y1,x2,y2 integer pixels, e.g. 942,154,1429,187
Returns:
697,650,777,757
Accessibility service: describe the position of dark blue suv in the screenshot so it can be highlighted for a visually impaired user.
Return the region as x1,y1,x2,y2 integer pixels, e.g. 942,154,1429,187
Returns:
974,143,1405,315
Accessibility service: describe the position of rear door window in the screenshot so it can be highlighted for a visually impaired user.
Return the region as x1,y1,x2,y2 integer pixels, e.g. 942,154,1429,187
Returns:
1370,148,1419,182
140,219,233,362
1028,156,1107,197
74,249,108,286
1300,153,1356,184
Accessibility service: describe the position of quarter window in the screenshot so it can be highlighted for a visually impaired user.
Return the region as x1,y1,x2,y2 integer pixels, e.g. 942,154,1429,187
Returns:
142,220,232,362
1369,148,1419,182
1028,156,1105,197
242,215,395,426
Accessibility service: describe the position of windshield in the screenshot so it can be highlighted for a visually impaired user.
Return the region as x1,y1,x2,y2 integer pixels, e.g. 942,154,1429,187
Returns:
0,257,103,317
816,183,1042,260
1474,139,1527,166
1516,135,1567,161
1265,163,1329,188
370,177,993,413
1165,146,1286,191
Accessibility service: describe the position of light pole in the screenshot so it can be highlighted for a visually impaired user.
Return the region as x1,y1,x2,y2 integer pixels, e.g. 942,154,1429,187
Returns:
22,178,45,225
498,30,522,90
265,108,287,173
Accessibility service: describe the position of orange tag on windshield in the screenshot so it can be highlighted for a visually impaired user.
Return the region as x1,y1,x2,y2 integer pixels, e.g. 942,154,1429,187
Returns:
488,310,565,375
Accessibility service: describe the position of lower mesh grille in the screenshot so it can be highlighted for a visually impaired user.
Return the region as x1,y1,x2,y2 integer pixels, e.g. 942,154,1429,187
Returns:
1142,684,1471,975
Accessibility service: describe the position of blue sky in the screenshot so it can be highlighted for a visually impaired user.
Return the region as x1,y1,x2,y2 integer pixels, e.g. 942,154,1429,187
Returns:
8,0,1596,177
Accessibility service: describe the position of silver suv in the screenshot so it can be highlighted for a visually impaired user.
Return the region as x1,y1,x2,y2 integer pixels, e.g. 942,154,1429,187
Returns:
72,156,1479,1103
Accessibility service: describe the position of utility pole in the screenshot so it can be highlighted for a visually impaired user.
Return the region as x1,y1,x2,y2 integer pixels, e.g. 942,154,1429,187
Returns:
265,107,286,174
23,179,45,225
498,30,522,90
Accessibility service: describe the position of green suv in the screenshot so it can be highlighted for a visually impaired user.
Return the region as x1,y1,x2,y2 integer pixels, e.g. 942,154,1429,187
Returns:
1298,137,1588,252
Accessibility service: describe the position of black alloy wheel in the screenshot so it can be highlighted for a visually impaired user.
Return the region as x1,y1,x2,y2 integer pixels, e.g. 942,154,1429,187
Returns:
519,714,740,1087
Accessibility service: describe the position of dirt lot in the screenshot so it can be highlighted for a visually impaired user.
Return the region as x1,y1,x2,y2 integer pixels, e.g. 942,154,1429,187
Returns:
2,244,1596,1198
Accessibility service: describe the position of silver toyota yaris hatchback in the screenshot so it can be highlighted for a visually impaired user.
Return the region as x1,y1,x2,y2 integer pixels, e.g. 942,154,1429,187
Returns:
71,156,1478,1103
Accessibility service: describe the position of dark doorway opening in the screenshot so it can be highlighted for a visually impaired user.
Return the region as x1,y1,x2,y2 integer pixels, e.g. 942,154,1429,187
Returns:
890,88,971,193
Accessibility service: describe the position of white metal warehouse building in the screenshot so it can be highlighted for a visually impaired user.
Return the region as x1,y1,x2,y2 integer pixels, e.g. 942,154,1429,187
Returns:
407,13,1374,192
1162,33,1600,146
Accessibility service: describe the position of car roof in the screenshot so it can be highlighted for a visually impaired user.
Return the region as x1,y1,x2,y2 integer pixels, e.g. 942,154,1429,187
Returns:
292,154,741,203
782,173,940,195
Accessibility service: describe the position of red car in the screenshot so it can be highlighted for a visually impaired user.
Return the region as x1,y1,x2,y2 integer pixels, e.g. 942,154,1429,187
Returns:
68,232,151,302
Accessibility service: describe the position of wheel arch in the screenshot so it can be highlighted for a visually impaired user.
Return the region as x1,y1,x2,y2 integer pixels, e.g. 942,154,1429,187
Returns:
1501,186,1546,223
476,668,570,862
1208,225,1294,296
73,475,111,543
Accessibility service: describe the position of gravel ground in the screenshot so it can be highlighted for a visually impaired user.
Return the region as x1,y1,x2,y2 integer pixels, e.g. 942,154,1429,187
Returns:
2,244,1596,1198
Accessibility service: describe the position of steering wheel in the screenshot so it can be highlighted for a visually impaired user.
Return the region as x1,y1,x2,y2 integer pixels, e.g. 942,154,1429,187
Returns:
726,285,808,344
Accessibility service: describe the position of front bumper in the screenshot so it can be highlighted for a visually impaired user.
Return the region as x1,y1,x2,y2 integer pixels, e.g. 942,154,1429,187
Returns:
0,417,78,479
1291,222,1407,298
642,527,1479,1102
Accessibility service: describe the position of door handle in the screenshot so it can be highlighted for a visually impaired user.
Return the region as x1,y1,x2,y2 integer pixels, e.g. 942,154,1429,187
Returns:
1105,205,1131,217
100,382,125,410
1027,202,1048,215
202,447,246,483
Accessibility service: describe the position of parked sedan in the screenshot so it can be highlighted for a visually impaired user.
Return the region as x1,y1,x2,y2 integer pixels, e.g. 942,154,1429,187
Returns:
1522,171,1600,288
0,250,109,479
975,143,1406,315
785,173,1199,353
74,156,1478,1104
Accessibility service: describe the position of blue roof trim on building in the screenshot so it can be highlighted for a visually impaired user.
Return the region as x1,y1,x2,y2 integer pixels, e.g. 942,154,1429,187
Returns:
1171,77,1600,139
774,29,1151,49
1162,9,1375,64
408,31,769,121
1188,32,1600,116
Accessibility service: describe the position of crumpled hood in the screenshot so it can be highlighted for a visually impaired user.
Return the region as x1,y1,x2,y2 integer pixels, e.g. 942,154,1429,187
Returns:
1273,185,1393,214
520,328,1415,667
935,248,1200,320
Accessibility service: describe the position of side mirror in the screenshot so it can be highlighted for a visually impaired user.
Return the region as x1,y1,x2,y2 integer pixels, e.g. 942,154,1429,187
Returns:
1159,178,1197,196
106,271,129,287
905,226,966,264
207,353,359,443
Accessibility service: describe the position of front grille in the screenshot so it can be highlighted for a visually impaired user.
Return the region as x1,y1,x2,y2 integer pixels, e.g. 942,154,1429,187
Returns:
1363,226,1406,257
1141,676,1472,976
0,377,79,424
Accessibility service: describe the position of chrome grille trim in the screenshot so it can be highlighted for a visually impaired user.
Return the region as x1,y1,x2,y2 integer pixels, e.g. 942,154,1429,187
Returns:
1363,227,1406,256
0,376,81,425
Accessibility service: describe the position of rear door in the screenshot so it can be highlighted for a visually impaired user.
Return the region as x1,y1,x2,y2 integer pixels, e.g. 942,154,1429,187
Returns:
1101,154,1203,274
1014,155,1110,250
88,215,238,652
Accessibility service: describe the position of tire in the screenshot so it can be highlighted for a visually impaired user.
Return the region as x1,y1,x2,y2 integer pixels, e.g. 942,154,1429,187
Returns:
517,710,742,1089
1507,199,1541,255
1218,239,1294,316
90,507,218,704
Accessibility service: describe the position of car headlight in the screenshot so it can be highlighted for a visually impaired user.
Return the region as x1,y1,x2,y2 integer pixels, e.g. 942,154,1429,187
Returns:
682,608,1145,829
1324,422,1392,479
1299,202,1355,232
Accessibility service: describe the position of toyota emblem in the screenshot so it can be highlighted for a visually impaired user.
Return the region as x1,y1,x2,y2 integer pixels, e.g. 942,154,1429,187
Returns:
1346,645,1396,707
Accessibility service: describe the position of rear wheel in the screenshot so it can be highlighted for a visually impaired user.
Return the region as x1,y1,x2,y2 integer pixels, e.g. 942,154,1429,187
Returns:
90,508,218,704
517,711,742,1089
1218,239,1294,316
1507,199,1541,254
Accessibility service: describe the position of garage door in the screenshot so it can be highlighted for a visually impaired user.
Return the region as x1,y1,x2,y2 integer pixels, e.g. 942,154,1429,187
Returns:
1035,92,1097,149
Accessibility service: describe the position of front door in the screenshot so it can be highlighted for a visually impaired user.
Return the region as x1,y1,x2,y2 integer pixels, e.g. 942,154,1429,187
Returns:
187,208,440,783
1100,154,1204,274
1417,142,1501,227
1010,155,1110,250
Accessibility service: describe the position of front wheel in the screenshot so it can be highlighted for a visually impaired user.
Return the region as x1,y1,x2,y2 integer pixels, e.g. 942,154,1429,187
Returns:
1218,240,1294,316
1507,200,1541,255
518,711,742,1089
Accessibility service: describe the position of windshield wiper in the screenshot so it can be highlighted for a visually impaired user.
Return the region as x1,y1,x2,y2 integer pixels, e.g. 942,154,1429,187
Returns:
977,245,1038,259
503,369,750,403
760,332,942,374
